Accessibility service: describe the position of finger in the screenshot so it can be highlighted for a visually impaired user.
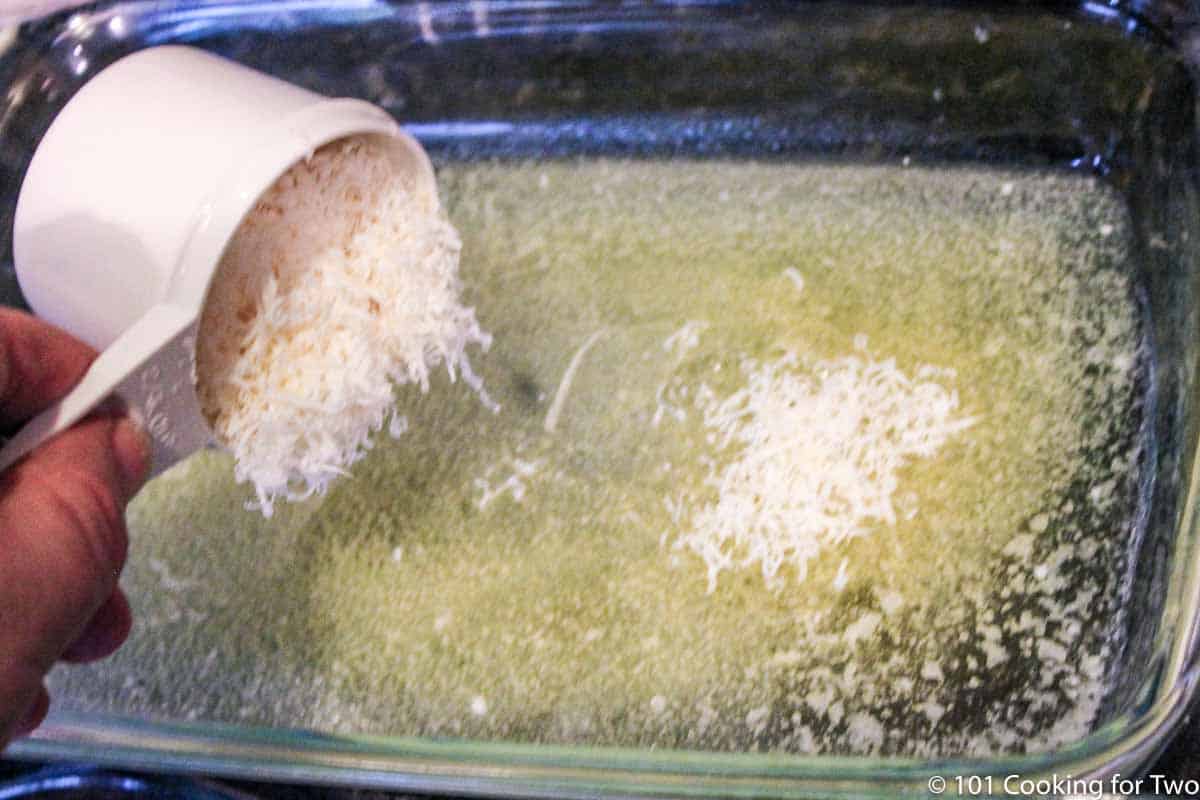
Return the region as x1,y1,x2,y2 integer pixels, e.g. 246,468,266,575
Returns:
0,308,95,426
13,684,48,738
61,586,133,663
61,586,133,664
0,414,149,719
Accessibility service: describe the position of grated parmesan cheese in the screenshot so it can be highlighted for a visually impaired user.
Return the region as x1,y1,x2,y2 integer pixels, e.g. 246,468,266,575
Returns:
675,343,976,591
195,135,493,516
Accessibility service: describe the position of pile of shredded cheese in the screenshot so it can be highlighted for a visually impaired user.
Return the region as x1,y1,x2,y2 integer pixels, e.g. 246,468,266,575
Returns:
677,340,976,591
195,135,493,516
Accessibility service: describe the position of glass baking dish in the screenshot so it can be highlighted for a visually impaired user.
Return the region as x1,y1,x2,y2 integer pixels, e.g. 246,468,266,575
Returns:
3,0,1200,796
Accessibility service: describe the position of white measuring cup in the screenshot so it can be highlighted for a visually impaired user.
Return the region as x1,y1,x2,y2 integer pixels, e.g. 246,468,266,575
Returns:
0,45,437,479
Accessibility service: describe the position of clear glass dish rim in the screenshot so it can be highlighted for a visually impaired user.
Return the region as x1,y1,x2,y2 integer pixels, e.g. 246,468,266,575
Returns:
0,698,1187,796
9,600,1200,799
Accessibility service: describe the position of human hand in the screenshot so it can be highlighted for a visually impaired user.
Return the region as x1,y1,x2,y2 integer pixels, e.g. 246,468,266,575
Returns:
0,308,150,748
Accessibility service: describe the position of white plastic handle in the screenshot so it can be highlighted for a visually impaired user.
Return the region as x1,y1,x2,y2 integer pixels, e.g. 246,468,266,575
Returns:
0,304,208,477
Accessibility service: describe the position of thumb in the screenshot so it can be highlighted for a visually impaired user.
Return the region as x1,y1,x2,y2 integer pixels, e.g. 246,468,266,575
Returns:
0,412,149,742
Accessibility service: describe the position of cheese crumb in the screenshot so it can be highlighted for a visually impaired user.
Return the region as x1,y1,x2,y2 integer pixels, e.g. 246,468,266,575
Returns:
783,267,805,292
195,135,493,516
675,348,976,590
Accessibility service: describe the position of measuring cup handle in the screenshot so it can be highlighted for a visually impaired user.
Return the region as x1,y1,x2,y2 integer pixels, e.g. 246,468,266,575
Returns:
0,304,202,476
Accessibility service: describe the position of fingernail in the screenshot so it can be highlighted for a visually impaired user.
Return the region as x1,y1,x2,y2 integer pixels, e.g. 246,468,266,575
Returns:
112,416,151,492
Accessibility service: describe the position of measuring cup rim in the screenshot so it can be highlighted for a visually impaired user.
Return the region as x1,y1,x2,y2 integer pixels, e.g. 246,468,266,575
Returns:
166,96,437,326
